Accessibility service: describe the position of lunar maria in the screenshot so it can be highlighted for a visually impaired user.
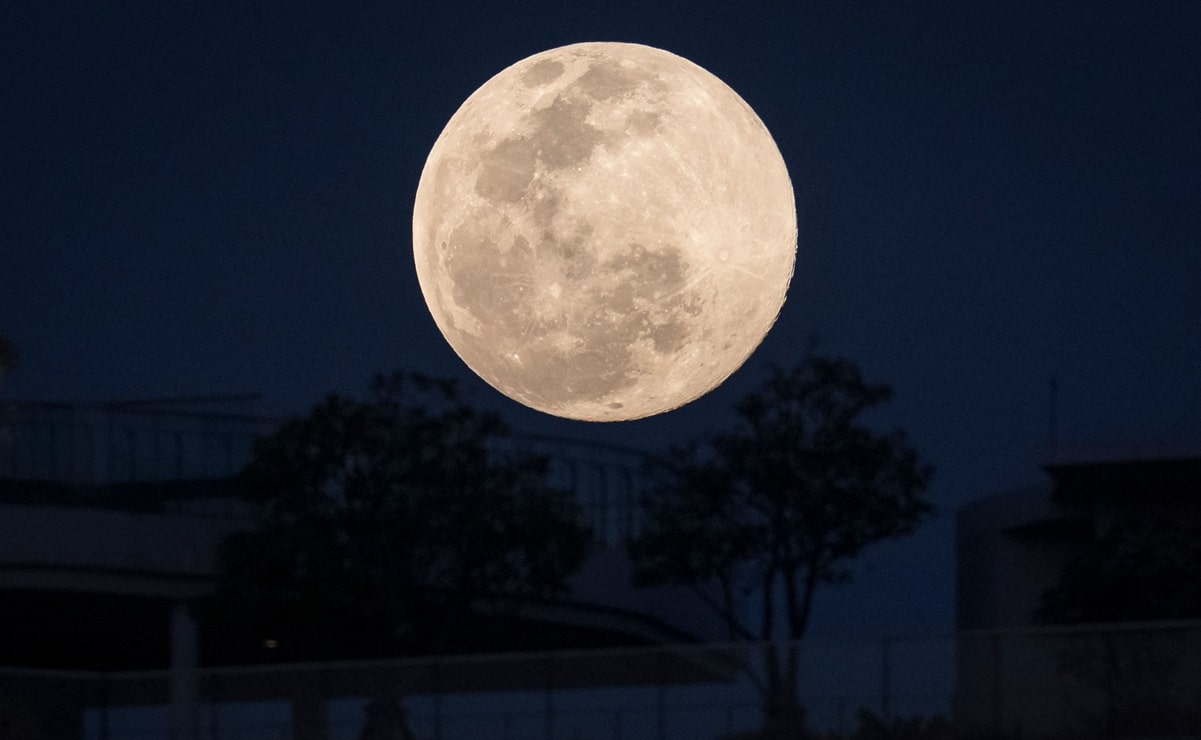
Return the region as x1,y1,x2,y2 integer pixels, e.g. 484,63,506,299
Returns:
413,42,796,422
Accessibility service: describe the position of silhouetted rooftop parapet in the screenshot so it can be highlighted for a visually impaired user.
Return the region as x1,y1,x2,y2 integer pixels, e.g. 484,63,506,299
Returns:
1041,438,1201,468
1040,439,1201,504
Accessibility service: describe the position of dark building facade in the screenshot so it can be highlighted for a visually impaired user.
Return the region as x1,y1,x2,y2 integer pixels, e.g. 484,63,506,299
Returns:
954,442,1201,736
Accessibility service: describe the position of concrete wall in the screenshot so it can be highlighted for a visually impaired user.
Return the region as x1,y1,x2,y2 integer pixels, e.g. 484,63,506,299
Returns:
0,502,242,599
955,484,1083,630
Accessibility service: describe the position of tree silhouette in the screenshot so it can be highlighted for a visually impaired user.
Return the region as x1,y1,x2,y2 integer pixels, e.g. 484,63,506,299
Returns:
629,354,933,736
203,372,591,663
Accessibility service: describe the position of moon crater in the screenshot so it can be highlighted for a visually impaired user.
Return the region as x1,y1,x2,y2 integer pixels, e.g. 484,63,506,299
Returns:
414,42,796,421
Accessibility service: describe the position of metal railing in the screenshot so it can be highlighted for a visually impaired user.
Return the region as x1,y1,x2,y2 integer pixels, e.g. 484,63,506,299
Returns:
0,402,658,544
0,401,268,486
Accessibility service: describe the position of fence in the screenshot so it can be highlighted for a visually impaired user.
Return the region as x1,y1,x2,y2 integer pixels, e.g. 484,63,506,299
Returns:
955,619,1201,738
7,622,1201,739
0,636,953,740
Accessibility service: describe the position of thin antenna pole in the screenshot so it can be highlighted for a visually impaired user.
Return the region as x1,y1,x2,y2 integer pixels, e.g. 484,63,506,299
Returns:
1048,376,1059,448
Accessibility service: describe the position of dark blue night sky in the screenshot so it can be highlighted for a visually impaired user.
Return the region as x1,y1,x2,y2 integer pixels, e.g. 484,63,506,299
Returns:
3,1,1199,635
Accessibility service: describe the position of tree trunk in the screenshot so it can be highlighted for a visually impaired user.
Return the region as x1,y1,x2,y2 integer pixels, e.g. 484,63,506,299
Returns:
359,694,417,740
761,643,806,739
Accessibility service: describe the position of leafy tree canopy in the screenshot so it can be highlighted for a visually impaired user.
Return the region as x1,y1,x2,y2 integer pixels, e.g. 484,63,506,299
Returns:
203,372,591,662
630,354,933,643
629,353,932,734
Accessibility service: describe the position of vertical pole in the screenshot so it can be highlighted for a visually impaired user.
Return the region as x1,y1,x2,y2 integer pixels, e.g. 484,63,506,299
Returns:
152,421,161,480
656,651,667,740
880,635,891,719
90,408,107,485
544,655,555,740
1104,632,1117,738
432,661,443,740
209,676,220,740
48,419,58,478
174,431,184,479
289,670,327,740
1048,377,1059,448
991,631,1003,737
126,428,136,481
595,464,608,545
98,678,110,740
168,602,199,740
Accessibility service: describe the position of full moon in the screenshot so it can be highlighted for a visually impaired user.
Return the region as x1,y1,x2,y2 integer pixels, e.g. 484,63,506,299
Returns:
413,42,795,422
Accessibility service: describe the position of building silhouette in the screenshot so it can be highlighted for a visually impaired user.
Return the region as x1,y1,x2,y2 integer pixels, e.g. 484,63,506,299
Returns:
954,441,1201,735
0,398,723,738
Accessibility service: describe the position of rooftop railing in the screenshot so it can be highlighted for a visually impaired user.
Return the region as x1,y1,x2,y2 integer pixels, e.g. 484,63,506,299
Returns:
0,401,658,542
